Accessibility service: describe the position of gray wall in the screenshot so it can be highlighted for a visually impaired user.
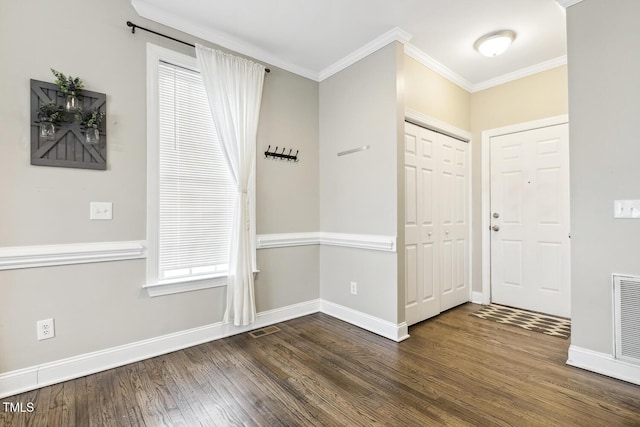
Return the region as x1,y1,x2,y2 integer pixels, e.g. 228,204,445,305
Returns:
0,0,319,373
567,0,640,353
319,42,404,324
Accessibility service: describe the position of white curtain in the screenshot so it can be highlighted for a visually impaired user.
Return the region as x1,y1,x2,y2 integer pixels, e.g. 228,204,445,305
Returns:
195,44,265,326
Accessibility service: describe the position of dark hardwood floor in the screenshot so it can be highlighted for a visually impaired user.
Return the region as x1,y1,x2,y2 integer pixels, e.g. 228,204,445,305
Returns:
2,303,639,426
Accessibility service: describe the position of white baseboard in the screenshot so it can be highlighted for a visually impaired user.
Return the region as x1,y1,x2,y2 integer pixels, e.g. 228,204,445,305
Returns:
471,291,485,305
0,298,412,399
320,300,409,342
567,345,640,386
0,299,320,399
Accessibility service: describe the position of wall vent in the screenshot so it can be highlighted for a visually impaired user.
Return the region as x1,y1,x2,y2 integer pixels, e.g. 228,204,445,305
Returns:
614,274,640,364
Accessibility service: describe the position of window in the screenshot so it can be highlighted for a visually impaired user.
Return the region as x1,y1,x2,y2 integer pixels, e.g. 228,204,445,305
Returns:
146,44,236,296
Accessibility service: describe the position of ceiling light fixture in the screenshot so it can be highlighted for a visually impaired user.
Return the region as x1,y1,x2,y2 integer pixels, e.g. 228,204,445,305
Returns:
474,30,517,57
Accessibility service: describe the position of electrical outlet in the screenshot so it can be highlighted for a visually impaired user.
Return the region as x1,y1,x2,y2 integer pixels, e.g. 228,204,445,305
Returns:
350,281,357,295
37,318,55,341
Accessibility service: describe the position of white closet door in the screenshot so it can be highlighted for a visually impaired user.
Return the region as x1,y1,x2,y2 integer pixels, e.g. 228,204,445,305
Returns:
405,123,440,325
439,134,470,312
405,122,470,326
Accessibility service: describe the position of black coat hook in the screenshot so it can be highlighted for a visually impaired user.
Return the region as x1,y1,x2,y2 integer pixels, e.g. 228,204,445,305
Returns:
264,145,299,163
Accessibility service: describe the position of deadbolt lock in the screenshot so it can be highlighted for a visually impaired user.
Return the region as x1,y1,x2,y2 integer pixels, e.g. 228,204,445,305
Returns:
493,212,500,218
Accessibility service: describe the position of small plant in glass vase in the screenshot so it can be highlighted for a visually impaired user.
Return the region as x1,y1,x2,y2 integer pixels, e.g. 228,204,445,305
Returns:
37,101,63,139
79,109,105,145
51,68,84,112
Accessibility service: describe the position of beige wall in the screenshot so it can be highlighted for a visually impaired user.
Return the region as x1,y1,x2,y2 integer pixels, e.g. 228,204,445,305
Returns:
567,0,640,353
404,54,568,295
0,0,319,373
319,42,404,323
404,55,471,131
469,66,569,292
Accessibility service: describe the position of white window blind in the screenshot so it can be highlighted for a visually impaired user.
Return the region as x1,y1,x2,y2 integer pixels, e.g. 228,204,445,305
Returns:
158,60,235,282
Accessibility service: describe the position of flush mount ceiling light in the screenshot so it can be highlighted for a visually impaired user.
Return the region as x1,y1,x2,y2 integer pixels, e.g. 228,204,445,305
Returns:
474,30,517,57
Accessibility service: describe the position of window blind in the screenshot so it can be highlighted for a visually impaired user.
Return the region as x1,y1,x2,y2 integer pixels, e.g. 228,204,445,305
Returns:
158,61,235,281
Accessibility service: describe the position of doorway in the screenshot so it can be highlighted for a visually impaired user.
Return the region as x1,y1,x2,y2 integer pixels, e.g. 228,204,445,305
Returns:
482,117,570,317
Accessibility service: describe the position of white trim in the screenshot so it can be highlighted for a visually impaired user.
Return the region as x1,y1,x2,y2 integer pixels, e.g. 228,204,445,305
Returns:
0,241,146,271
471,292,485,305
481,115,569,306
320,300,409,342
132,1,567,93
0,298,412,398
257,232,320,249
319,232,396,252
472,56,567,92
132,0,318,81
405,44,566,94
567,345,640,386
555,0,584,8
404,44,474,92
0,299,321,399
405,109,472,142
256,232,397,253
144,275,228,297
318,27,413,81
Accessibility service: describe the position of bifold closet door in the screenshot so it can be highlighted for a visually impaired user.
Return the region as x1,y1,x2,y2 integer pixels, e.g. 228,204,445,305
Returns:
438,133,470,312
405,122,470,326
404,123,440,325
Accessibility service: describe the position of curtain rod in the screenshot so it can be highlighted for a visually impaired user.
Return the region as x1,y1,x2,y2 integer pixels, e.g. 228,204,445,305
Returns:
126,21,271,73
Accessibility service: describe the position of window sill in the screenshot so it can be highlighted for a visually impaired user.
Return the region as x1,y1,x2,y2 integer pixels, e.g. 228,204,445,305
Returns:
144,274,227,297
143,270,260,297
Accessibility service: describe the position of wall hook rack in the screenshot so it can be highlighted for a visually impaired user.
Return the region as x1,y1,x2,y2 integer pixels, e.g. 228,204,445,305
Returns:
264,145,299,162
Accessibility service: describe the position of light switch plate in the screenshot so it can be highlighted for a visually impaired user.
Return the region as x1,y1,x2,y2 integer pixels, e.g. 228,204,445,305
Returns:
90,202,113,220
613,200,640,219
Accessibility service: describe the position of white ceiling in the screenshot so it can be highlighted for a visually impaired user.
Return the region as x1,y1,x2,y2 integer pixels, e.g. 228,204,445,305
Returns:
132,0,568,91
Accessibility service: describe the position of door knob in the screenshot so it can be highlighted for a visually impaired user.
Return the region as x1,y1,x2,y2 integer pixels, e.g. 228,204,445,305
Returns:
491,225,500,232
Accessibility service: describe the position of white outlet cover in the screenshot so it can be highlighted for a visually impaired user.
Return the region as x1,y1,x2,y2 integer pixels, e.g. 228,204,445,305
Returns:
37,318,55,341
90,202,113,220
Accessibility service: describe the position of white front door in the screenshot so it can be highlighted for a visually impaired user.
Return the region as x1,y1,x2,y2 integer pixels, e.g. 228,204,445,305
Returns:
490,123,571,317
405,122,470,326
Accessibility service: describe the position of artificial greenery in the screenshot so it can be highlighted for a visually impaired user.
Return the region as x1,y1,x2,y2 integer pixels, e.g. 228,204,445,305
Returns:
78,108,105,128
51,68,84,95
38,101,64,124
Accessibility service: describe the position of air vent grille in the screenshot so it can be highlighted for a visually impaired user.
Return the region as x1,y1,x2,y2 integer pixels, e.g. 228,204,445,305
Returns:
614,275,640,364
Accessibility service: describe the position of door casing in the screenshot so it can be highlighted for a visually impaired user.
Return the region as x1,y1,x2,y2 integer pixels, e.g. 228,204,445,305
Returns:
480,115,569,305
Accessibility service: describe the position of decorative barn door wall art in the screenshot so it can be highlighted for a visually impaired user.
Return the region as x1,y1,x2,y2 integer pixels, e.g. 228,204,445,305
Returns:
30,75,107,170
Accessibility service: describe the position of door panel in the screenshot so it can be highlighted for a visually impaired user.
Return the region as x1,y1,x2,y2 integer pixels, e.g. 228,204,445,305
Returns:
440,133,470,311
490,124,570,317
404,123,439,325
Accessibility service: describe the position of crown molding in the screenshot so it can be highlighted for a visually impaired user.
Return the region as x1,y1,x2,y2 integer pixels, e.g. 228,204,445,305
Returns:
404,43,475,92
471,55,567,92
131,0,319,81
318,27,413,81
555,0,584,8
133,0,568,93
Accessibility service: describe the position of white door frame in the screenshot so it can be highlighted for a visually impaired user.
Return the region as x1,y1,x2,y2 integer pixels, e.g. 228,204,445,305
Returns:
405,108,474,303
481,114,569,304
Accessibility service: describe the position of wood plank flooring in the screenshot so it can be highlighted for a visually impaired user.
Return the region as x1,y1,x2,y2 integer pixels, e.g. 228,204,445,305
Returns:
1,303,639,426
